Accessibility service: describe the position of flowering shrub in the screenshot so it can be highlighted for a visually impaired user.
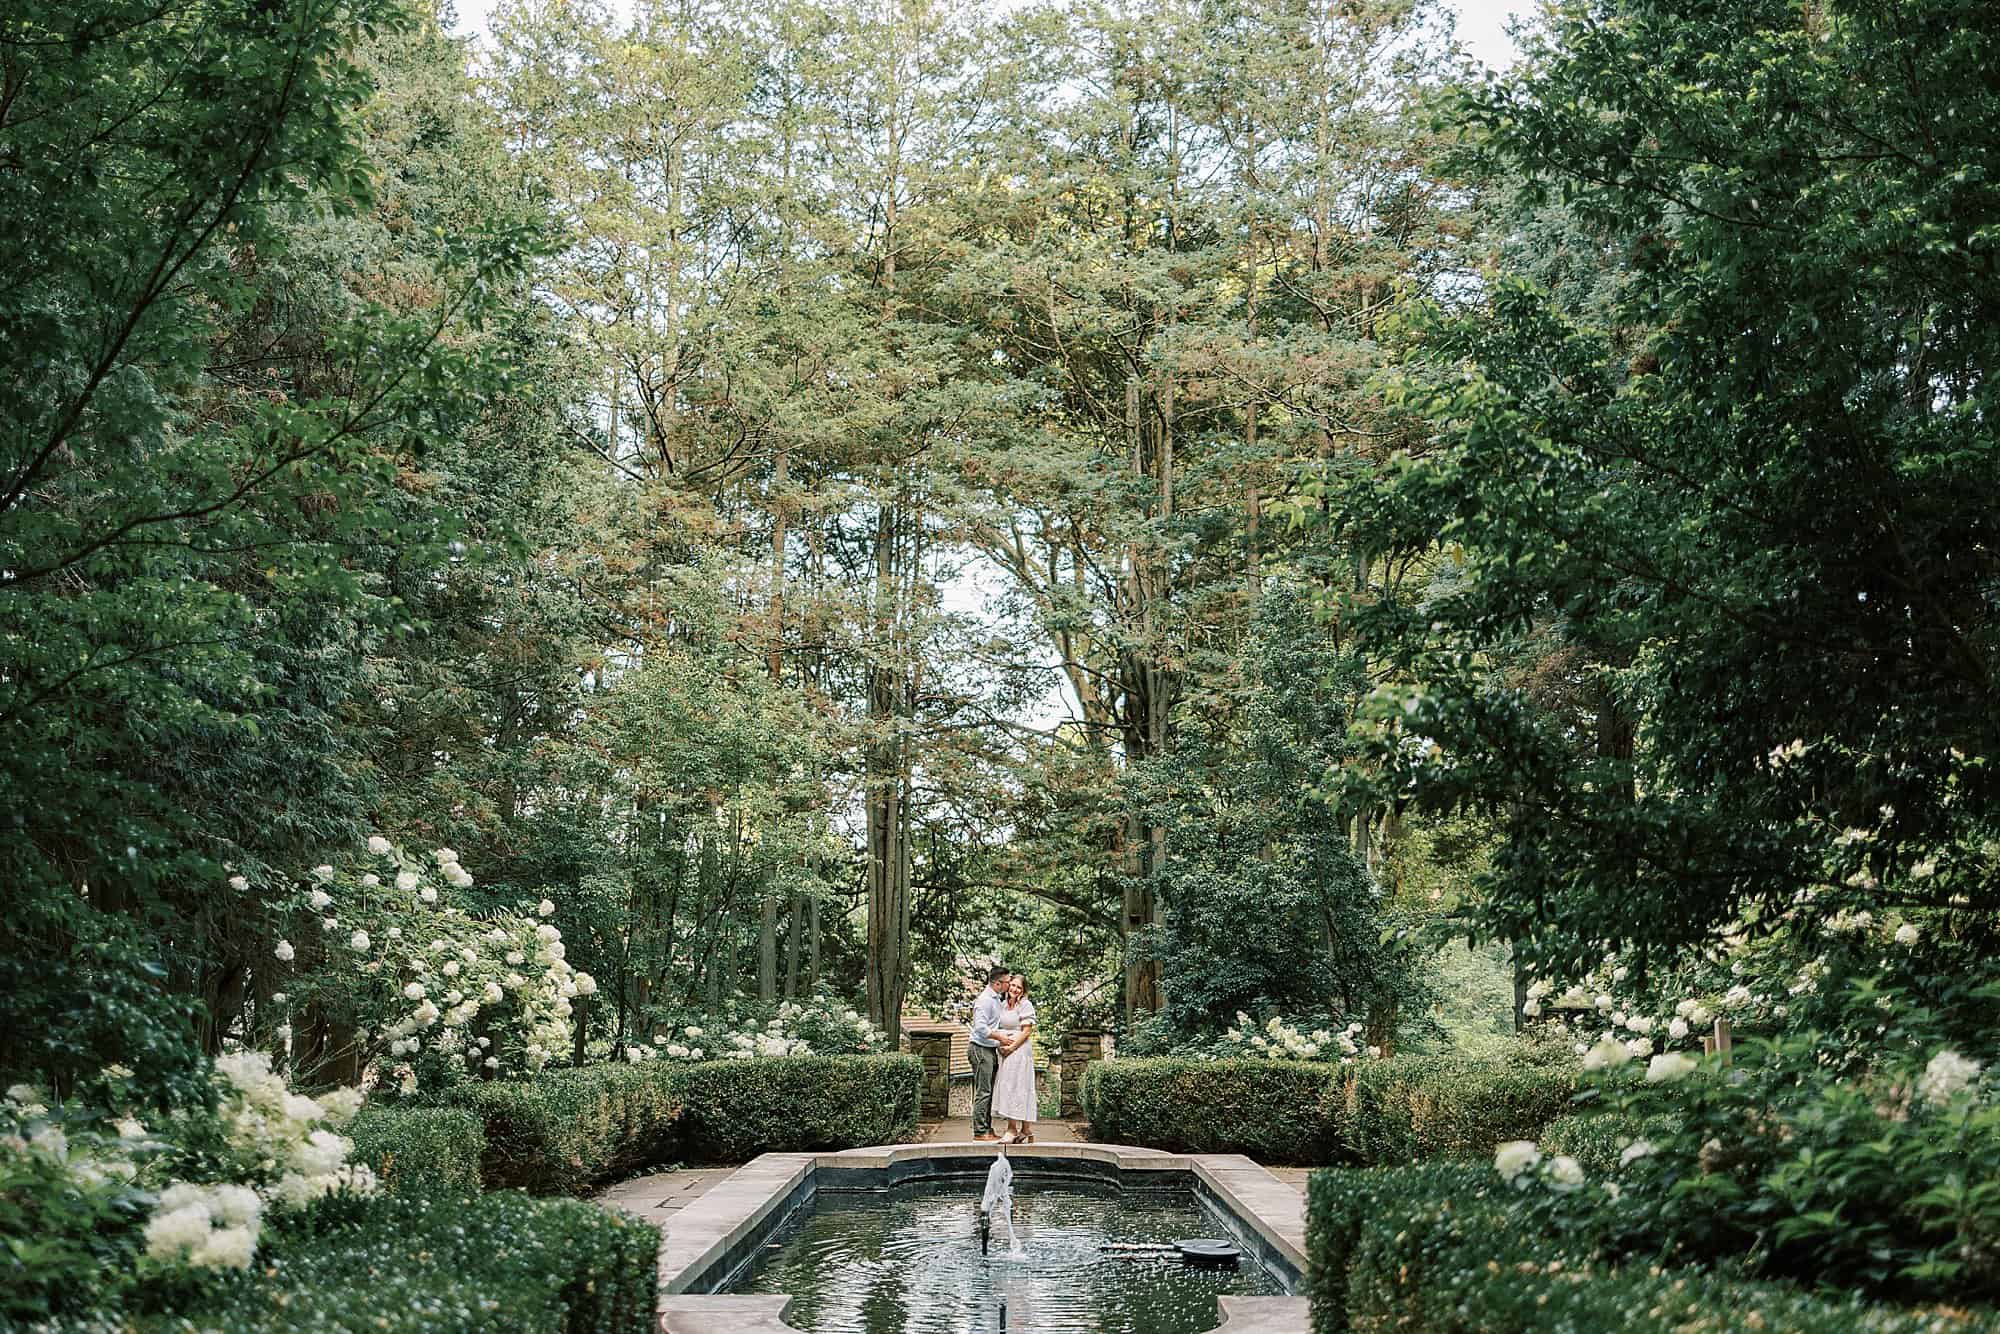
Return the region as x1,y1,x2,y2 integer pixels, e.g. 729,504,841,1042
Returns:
1,1053,374,1322
269,838,595,1094
638,993,889,1063
0,1083,157,1322
1476,973,2000,1305
1210,1011,1382,1063
1306,1164,1977,1334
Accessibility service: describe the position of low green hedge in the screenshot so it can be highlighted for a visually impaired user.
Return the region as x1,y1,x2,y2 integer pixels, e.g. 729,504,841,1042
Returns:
675,1054,922,1161
347,1105,485,1193
1078,1058,1342,1163
1538,1110,1681,1176
1077,1054,1576,1166
1337,1055,1578,1165
447,1064,681,1194
1306,1164,1991,1333
171,1189,659,1332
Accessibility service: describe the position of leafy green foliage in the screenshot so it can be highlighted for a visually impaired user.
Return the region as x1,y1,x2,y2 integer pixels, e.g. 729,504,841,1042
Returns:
1334,0,2000,976
674,1055,922,1162
1306,1164,1974,1334
1338,1053,1578,1168
1137,585,1424,1034
170,1190,659,1333
345,1106,485,1195
446,1066,681,1195
1518,981,2000,1304
1079,1058,1345,1164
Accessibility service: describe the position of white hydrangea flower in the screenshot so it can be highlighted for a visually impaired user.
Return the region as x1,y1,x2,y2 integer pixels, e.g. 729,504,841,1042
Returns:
1619,1139,1657,1167
1646,1052,1697,1084
1667,1017,1689,1041
1494,1140,1540,1185
274,940,294,963
574,972,597,996
368,835,393,856
538,898,556,917
228,875,249,893
1582,1035,1631,1071
1547,1155,1584,1192
535,924,560,943
361,873,380,888
1919,1050,1982,1107
395,871,419,893
1895,922,1920,946
143,1204,215,1261
419,887,437,904
434,848,459,866
311,865,334,883
349,930,371,953
308,889,332,911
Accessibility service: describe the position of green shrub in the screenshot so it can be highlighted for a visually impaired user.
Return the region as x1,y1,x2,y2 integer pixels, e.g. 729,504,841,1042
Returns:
1537,1111,1679,1176
158,1188,660,1332
675,1055,921,1161
1337,1054,1576,1164
1306,1163,1992,1333
448,1064,680,1193
346,1104,485,1193
1078,1058,1341,1163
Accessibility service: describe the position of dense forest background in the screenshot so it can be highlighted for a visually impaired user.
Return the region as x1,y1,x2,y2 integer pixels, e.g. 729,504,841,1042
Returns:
6,0,1992,1099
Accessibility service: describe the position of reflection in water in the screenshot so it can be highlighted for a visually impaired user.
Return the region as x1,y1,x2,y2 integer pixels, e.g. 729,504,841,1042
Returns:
730,1179,1283,1334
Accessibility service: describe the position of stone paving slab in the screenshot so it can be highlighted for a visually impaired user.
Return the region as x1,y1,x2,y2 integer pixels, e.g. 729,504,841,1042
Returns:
597,1167,739,1221
1217,1295,1312,1332
915,1116,1090,1143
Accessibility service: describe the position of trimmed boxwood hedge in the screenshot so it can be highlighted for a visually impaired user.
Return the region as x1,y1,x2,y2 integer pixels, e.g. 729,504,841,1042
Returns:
447,1063,682,1193
1538,1110,1681,1176
1077,1054,1576,1166
1306,1164,1991,1333
674,1054,922,1162
169,1189,660,1333
347,1104,485,1193
1078,1058,1343,1163
1336,1054,1578,1165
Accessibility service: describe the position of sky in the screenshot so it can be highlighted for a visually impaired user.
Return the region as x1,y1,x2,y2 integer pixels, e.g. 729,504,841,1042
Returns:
447,0,1527,73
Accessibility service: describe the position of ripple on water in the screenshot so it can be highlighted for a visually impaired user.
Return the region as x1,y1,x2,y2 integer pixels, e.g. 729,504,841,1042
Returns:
729,1179,1283,1334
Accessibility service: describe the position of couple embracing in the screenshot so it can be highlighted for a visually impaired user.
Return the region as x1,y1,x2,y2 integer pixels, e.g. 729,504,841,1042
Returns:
967,963,1037,1143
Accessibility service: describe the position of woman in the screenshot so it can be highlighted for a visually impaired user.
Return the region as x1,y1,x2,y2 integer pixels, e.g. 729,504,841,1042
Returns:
991,973,1038,1144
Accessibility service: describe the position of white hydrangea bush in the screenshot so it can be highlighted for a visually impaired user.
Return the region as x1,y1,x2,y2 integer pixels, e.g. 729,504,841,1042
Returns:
1165,1011,1383,1064
643,995,889,1063
268,838,591,1095
2,1055,377,1281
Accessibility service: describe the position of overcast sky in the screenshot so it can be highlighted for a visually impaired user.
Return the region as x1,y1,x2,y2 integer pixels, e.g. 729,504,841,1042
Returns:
446,0,1527,73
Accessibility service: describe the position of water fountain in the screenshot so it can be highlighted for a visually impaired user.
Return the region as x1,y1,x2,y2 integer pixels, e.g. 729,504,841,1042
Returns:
979,1152,1019,1256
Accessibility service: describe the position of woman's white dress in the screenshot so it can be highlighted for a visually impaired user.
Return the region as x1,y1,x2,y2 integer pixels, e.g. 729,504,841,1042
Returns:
991,1000,1038,1123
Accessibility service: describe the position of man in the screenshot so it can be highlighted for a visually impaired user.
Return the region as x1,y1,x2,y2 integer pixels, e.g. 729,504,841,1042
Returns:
967,962,1010,1142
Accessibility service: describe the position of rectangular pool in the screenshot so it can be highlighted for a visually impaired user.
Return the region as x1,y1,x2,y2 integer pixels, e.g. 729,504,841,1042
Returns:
727,1178,1287,1334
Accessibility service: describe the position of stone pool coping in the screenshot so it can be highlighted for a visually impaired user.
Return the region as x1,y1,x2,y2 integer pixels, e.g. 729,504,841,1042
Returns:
651,1141,1311,1333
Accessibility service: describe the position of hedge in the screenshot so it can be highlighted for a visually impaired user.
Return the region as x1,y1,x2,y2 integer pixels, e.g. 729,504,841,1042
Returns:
1078,1059,1342,1163
1306,1165,1993,1333
447,1063,681,1194
1336,1054,1578,1165
1076,1054,1576,1166
164,1189,660,1333
1538,1111,1682,1176
347,1105,485,1193
674,1054,922,1162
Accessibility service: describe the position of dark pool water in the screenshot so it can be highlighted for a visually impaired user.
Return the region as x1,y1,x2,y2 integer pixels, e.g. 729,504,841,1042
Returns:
728,1179,1285,1334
